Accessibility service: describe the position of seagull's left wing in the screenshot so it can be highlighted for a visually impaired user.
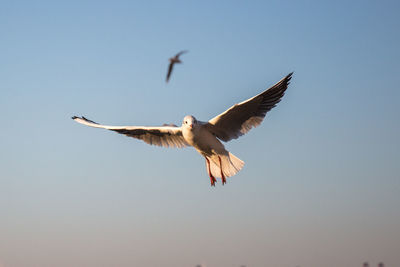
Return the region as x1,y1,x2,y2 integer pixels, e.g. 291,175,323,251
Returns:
72,116,189,148
205,72,292,142
166,62,174,82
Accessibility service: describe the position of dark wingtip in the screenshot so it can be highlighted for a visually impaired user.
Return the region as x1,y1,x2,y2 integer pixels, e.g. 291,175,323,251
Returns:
80,116,98,124
71,116,79,120
285,72,293,84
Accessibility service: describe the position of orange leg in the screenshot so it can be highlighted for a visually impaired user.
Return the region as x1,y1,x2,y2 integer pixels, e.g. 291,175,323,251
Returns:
218,156,226,185
205,157,216,187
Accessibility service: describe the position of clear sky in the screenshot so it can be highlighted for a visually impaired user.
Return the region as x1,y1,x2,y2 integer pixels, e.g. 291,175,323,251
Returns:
1,1,399,267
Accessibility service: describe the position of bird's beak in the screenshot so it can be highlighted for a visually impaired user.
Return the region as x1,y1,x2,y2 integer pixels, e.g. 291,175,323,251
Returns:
189,124,193,129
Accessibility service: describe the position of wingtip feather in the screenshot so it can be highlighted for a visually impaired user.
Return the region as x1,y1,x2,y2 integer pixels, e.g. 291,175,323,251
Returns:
286,72,293,82
71,115,98,124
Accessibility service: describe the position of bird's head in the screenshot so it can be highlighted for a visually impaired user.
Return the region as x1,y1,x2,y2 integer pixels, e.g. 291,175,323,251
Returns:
182,115,198,130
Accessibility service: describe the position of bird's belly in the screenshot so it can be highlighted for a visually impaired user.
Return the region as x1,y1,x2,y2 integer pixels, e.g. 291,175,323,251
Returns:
184,128,225,156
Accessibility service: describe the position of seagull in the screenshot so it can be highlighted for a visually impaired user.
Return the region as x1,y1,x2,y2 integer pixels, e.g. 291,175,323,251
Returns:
72,72,293,186
166,50,188,83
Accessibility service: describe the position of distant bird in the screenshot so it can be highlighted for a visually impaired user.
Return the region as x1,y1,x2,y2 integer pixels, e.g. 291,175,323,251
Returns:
72,73,292,186
166,50,187,82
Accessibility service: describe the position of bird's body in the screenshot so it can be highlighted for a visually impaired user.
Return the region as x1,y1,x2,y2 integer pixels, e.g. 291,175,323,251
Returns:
181,115,242,185
169,57,182,64
182,117,224,156
73,73,293,186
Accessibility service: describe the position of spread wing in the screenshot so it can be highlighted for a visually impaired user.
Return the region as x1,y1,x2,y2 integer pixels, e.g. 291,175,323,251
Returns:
166,62,174,82
206,72,293,142
72,116,189,148
176,50,188,57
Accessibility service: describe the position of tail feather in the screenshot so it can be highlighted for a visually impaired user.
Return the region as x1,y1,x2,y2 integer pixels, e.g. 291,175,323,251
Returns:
206,152,244,179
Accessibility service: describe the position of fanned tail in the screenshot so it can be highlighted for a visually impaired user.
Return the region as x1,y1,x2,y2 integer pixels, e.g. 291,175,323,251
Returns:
206,152,244,179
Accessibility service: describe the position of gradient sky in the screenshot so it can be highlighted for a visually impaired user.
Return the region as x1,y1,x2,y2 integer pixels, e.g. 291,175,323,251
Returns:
1,1,399,267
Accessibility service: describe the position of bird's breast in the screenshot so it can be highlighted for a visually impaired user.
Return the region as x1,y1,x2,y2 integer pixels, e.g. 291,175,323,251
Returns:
183,127,225,156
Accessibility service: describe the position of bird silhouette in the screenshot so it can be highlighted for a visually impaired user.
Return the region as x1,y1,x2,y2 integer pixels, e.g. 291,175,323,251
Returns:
166,50,188,82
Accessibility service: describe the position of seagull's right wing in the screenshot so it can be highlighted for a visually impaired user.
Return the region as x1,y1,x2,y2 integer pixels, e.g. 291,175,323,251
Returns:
176,50,188,57
72,116,189,148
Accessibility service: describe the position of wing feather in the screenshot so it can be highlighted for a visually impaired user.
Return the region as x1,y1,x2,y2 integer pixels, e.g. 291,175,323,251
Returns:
72,116,188,148
166,62,174,82
206,72,293,142
176,50,188,57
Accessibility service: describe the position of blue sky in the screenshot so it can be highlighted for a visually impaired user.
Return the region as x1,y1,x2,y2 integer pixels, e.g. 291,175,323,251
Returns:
1,1,399,267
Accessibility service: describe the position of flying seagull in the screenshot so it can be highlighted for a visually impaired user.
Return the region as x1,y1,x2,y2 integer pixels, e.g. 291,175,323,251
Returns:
166,50,188,82
72,72,293,186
